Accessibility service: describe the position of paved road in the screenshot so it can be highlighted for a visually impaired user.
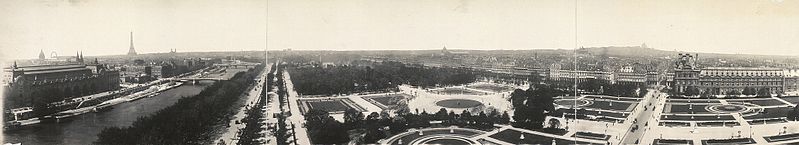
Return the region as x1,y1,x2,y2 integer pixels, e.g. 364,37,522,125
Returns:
215,64,271,145
284,70,312,145
620,89,667,144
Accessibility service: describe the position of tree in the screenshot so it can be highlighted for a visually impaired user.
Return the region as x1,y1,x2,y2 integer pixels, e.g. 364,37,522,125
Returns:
305,109,330,128
578,79,606,94
510,89,528,107
512,105,530,128
366,112,380,124
700,88,713,98
499,111,510,124
316,116,350,144
727,90,741,98
756,87,771,97
362,125,385,143
788,106,799,121
477,111,491,128
305,109,350,144
684,86,701,96
379,111,392,126
742,87,756,96
343,108,364,129
435,108,449,121
547,118,561,129
389,116,408,133
528,73,543,84
461,110,473,125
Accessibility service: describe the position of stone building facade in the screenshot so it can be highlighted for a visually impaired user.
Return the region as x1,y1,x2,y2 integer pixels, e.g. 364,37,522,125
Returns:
3,59,120,109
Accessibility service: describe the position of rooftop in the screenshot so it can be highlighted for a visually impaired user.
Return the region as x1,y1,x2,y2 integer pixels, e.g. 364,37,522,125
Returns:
6,64,88,73
24,67,91,75
702,67,783,71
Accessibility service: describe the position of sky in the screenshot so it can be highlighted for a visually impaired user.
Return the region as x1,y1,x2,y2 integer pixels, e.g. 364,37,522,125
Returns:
1,0,798,60
0,0,266,60
266,0,576,51
577,0,799,55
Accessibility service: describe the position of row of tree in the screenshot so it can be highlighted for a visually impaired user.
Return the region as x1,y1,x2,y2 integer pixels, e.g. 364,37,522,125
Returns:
577,79,648,97
669,86,772,98
288,61,477,96
271,64,294,145
237,64,278,145
288,65,398,95
94,66,262,145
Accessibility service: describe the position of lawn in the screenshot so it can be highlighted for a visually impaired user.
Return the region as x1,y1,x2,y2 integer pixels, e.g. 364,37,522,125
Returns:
363,94,409,109
466,83,514,92
727,99,788,107
765,133,799,142
583,100,634,111
583,95,642,102
653,139,693,145
667,99,720,104
430,88,488,95
742,107,792,120
572,132,610,140
388,128,482,145
300,98,364,114
747,118,788,125
659,122,691,127
558,108,628,119
702,138,754,145
308,100,350,112
660,115,736,121
696,121,740,127
488,129,600,145
666,104,715,114
778,96,799,105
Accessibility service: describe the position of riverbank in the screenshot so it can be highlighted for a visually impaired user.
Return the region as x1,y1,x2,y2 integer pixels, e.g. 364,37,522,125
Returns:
3,81,213,145
7,81,185,128
214,63,270,145
93,66,264,145
4,67,217,129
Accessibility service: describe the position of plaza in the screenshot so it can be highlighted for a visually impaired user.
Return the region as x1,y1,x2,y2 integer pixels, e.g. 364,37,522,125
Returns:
403,82,516,115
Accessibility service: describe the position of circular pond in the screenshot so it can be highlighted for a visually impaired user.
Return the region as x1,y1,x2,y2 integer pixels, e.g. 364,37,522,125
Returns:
436,99,483,108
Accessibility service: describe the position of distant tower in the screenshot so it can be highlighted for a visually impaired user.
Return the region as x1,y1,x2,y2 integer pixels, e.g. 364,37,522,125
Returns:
79,51,84,63
441,45,449,55
641,43,648,48
75,51,84,63
128,31,137,55
38,49,46,60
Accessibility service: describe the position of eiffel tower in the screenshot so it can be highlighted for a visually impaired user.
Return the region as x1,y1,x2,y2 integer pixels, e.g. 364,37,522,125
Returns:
127,31,137,55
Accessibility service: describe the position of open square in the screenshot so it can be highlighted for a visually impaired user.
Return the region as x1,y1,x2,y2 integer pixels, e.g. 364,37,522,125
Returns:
429,87,488,95
466,83,514,93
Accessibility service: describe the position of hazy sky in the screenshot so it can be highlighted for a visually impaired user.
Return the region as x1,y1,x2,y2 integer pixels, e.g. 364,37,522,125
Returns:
2,0,798,60
0,0,266,60
266,0,576,51
577,0,799,55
